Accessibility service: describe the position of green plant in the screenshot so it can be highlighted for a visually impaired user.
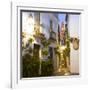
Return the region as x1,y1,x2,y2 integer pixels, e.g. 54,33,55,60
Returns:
63,47,70,57
28,38,34,44
42,49,48,56
41,37,50,47
66,40,70,48
41,60,53,76
22,53,32,77
22,54,40,77
29,57,40,77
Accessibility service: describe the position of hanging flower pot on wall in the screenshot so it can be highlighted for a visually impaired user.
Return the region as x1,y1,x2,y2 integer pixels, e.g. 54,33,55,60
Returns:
72,38,79,50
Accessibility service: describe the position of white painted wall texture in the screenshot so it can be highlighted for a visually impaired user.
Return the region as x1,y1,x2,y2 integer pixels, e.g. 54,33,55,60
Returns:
68,15,80,73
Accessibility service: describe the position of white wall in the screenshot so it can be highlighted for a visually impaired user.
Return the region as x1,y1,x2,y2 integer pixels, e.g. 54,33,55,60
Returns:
68,15,80,73
40,13,58,39
40,13,50,39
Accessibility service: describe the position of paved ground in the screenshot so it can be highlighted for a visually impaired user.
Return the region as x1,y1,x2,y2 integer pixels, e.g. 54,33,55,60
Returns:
53,68,79,76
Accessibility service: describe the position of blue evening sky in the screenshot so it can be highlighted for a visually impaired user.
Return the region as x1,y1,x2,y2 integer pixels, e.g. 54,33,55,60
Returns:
58,14,66,28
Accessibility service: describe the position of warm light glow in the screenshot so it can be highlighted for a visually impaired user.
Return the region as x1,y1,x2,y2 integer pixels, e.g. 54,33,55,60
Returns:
40,24,43,33
22,14,35,45
25,16,34,35
27,16,34,25
60,45,66,51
